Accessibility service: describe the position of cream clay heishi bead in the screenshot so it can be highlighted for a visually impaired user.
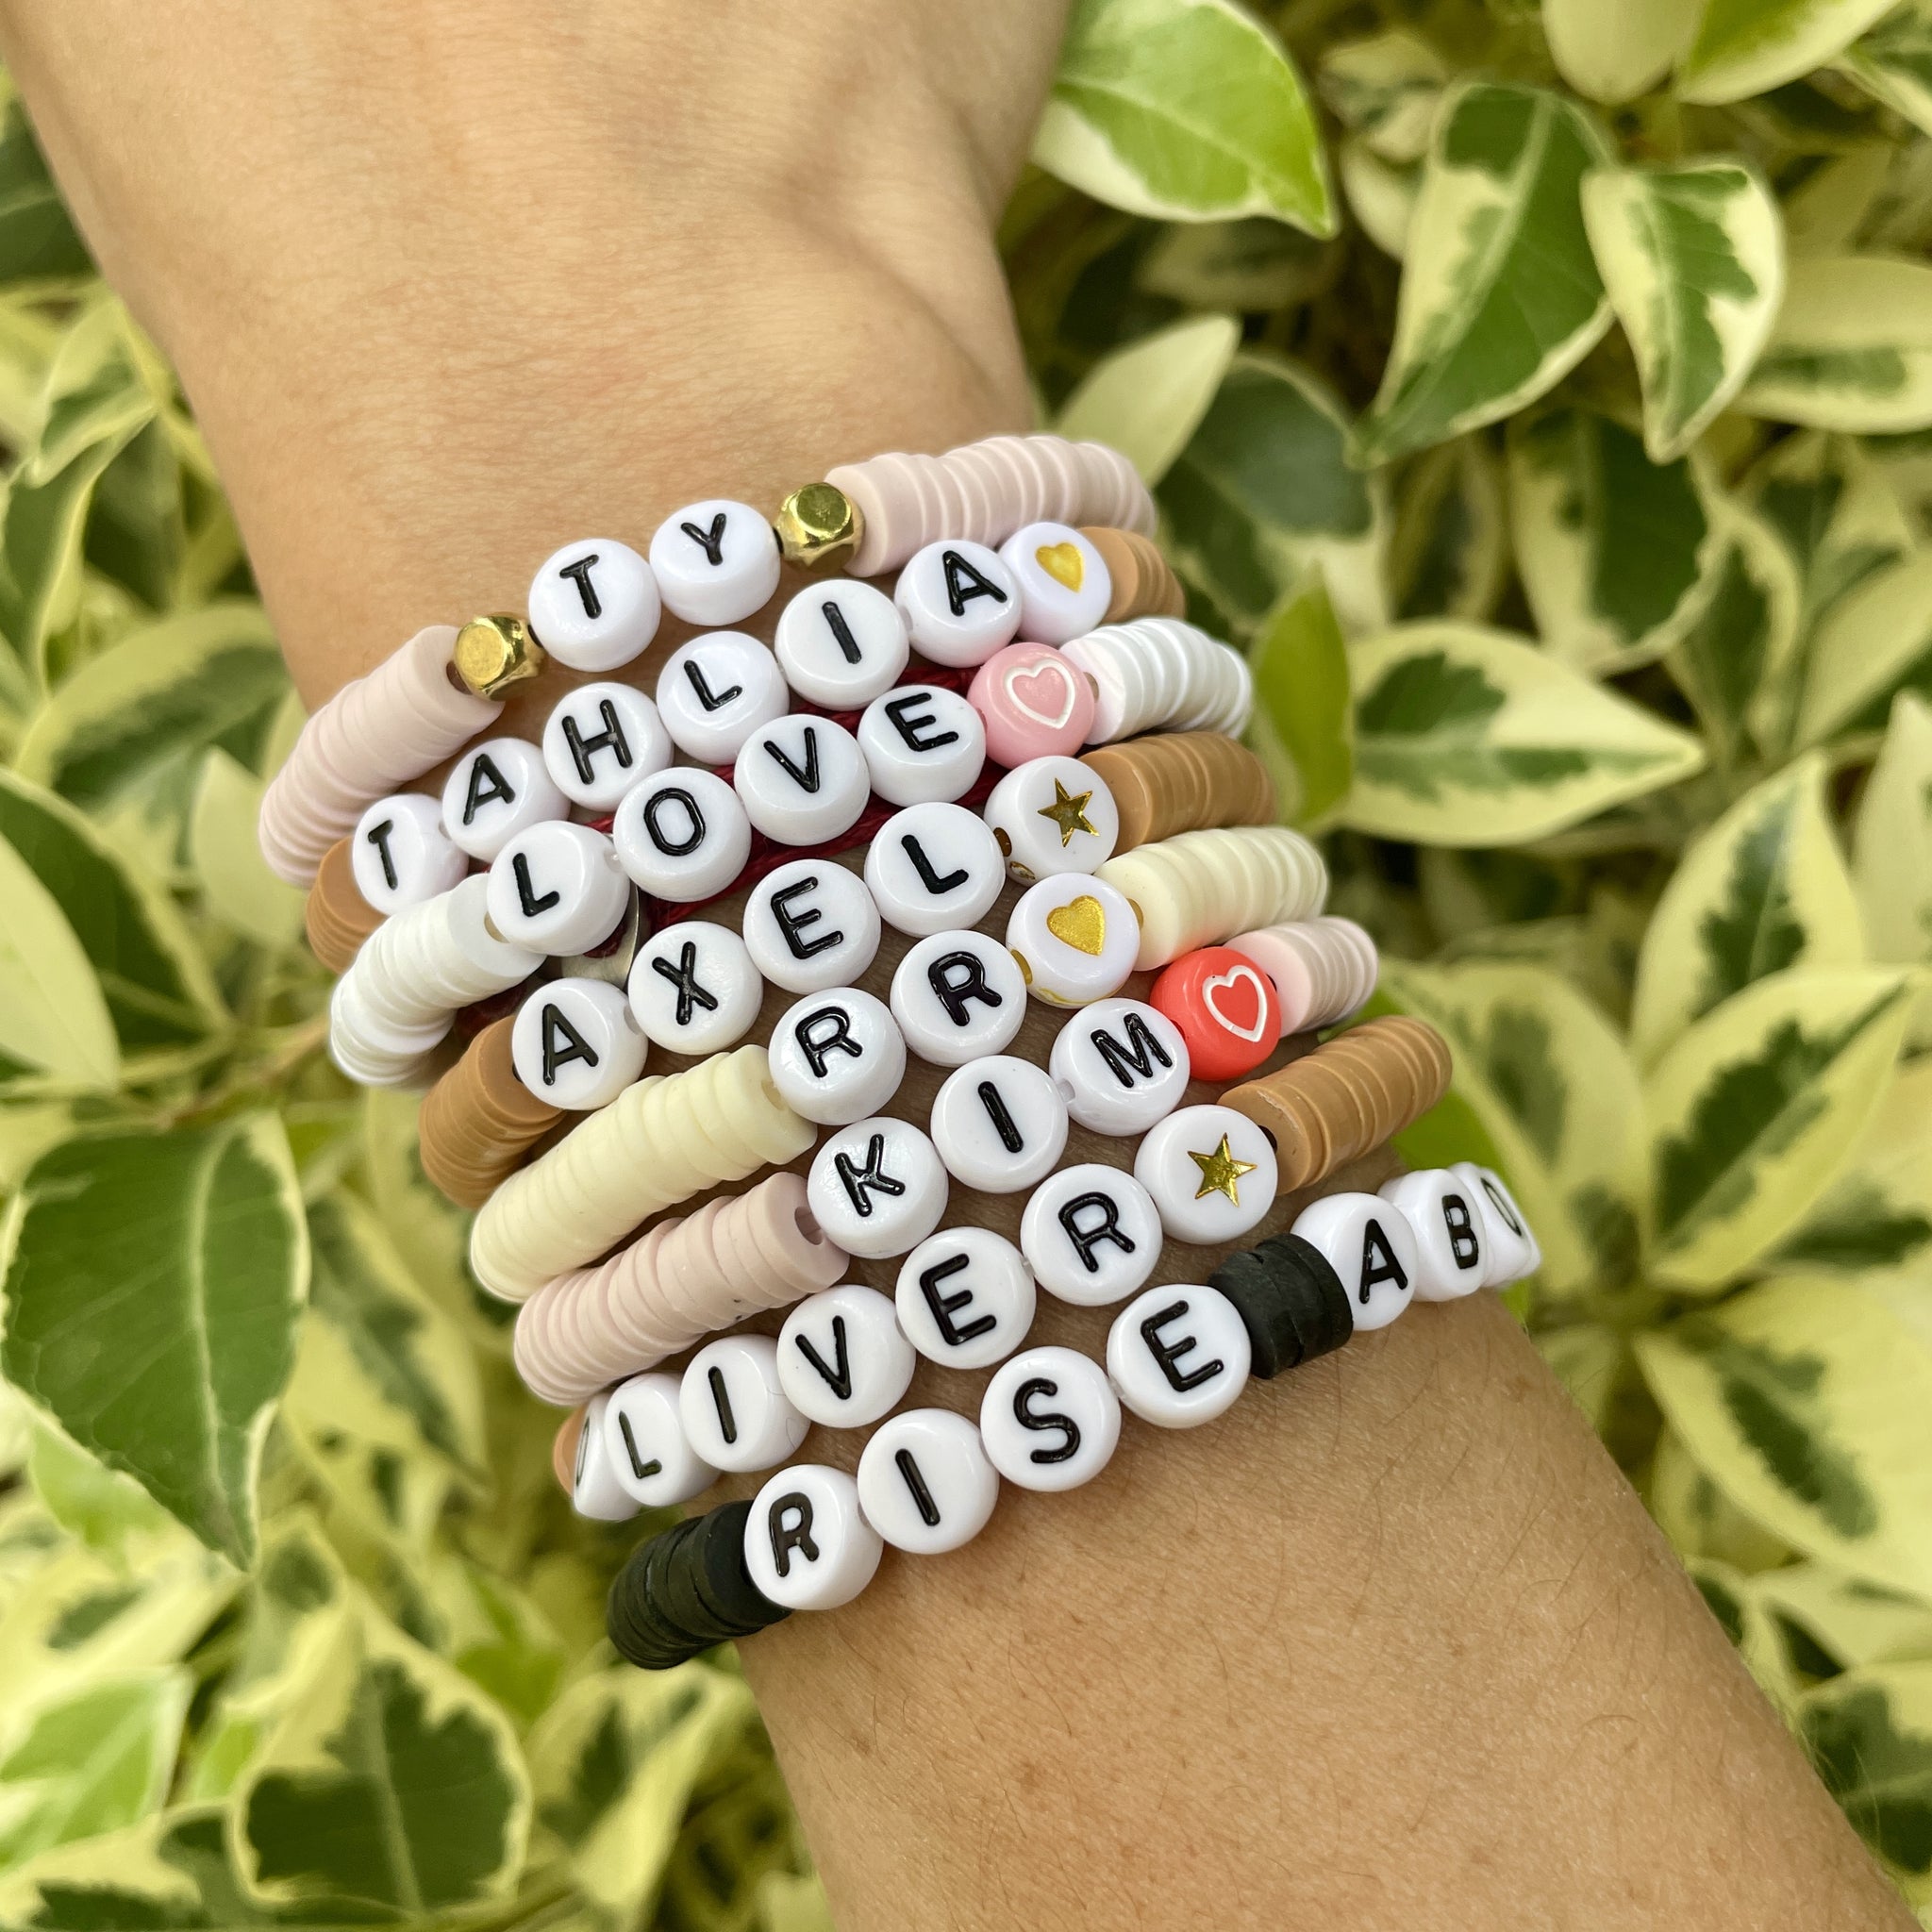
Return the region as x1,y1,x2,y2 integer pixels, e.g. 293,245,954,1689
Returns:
733,714,871,847
679,1335,810,1474
774,579,910,708
1291,1191,1420,1332
893,538,1023,666
1020,1164,1164,1307
997,521,1112,646
1006,874,1139,1008
511,976,647,1111
929,1055,1069,1194
769,988,906,1127
655,631,791,764
441,738,567,862
1379,1169,1490,1302
894,1226,1037,1372
526,538,661,672
571,1391,641,1522
1049,998,1191,1137
741,858,880,993
1452,1162,1542,1286
352,793,465,915
891,929,1026,1066
777,1283,917,1430
857,684,986,806
541,682,672,812
649,498,781,627
979,1345,1121,1493
611,768,751,903
1107,1284,1251,1429
857,1407,1000,1556
486,821,631,956
864,803,1005,937
808,1116,950,1260
745,1465,883,1612
627,920,763,1056
983,755,1119,883
1135,1104,1278,1244
602,1371,717,1507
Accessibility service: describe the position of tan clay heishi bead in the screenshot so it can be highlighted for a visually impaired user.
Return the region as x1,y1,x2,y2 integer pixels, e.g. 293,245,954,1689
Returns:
305,837,384,974
1079,730,1274,853
1080,525,1187,623
552,1407,586,1493
418,1017,562,1210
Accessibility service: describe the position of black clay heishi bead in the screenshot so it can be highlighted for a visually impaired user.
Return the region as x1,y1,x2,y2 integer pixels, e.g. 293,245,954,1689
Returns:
690,1501,791,1640
1208,1233,1354,1379
608,1528,706,1671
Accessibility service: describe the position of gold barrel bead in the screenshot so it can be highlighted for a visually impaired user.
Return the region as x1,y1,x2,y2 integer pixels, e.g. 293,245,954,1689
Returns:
774,482,863,571
453,613,546,700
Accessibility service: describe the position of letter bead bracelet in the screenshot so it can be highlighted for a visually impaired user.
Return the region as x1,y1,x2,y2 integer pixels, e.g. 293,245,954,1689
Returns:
262,430,1542,1668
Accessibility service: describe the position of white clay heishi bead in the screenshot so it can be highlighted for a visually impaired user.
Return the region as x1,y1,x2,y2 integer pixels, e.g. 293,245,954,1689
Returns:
1005,874,1140,1008
655,631,791,764
511,977,647,1111
328,974,445,1089
997,521,1112,645
1451,1162,1542,1285
742,859,881,994
768,987,908,1126
744,1464,883,1611
983,756,1119,884
1379,1170,1491,1302
1060,617,1253,742
894,1226,1038,1371
572,1393,641,1522
864,803,1005,938
1231,916,1379,1038
733,714,871,847
858,1408,1000,1556
602,1372,718,1507
1106,1283,1251,1429
541,683,673,811
1049,998,1191,1137
777,1283,917,1430
1096,825,1328,972
486,821,631,957
1135,1104,1278,1245
441,738,568,863
929,1055,1069,1194
891,539,1023,665
890,928,1027,1066
774,578,910,708
857,684,987,806
808,1116,950,1260
1020,1163,1164,1307
626,919,763,1056
527,538,661,672
649,499,782,627
350,793,466,917
611,768,751,903
679,1335,811,1474
979,1345,1121,1493
1291,1191,1420,1332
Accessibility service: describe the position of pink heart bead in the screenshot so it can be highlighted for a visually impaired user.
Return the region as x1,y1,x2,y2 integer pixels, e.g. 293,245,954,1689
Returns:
967,643,1097,766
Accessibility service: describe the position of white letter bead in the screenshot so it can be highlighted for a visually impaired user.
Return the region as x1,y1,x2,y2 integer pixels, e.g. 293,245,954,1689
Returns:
527,539,660,672
777,1284,916,1429
1005,875,1140,1008
678,1335,810,1474
890,929,1026,1065
511,977,647,1110
541,683,673,811
894,1227,1037,1370
858,1408,999,1555
983,756,1119,883
769,988,906,1125
929,1055,1069,1193
864,804,1005,937
774,579,909,708
352,793,466,915
441,739,568,862
741,859,881,992
1291,1191,1419,1331
979,1346,1121,1492
1107,1284,1251,1428
485,822,631,956
1379,1170,1491,1301
997,522,1113,646
1452,1162,1542,1285
1049,998,1191,1136
808,1117,950,1260
649,499,781,627
655,632,791,764
572,1393,641,1522
1020,1164,1164,1307
611,768,750,903
745,1465,883,1611
601,1372,717,1507
627,920,763,1055
892,539,1023,665
733,715,870,846
858,685,987,805
1134,1104,1279,1244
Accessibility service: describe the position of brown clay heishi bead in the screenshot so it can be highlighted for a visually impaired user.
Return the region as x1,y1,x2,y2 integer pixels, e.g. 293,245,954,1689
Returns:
1079,731,1275,853
552,1407,587,1494
419,1017,562,1209
305,837,384,973
1079,525,1187,623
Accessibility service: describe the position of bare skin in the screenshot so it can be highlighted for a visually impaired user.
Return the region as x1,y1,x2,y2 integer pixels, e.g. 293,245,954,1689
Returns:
3,4,1908,1924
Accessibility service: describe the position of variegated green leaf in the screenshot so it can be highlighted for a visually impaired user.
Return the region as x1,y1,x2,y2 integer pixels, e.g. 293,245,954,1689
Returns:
1543,0,1693,101
1135,217,1330,311
1855,691,1932,978
1651,1425,1794,1572
1756,1562,1932,1670
1837,2,1932,135
421,1556,567,1728
1244,575,1351,826
1689,1557,1803,1715
1389,435,1507,622
1678,0,1902,104
188,748,305,949
1783,144,1894,255
0,1805,269,1930
1338,139,1419,258
26,1428,175,1561
1796,548,1932,747
1802,1660,1932,1885
1054,312,1240,485
1739,255,1932,432
1316,30,1445,163
0,102,90,289
0,829,116,1091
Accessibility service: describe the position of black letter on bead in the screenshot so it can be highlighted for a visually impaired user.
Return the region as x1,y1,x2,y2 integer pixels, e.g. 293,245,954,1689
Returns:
1358,1219,1410,1305
770,876,843,960
512,852,561,918
651,941,721,1027
894,1448,942,1528
541,1004,600,1085
1091,1013,1174,1090
363,817,399,891
642,787,706,856
562,699,633,785
927,950,1003,1027
461,753,516,825
942,547,1010,617
762,725,823,794
1059,1191,1135,1275
682,511,729,567
683,658,743,711
822,600,863,664
918,1251,996,1347
1140,1299,1225,1392
558,553,603,618
976,1080,1025,1154
768,1492,820,1575
883,691,959,755
901,834,969,897
615,1411,662,1482
835,1134,906,1220
707,1366,739,1444
1013,1377,1079,1464
1442,1192,1483,1272
1479,1174,1526,1237
794,1005,861,1078
792,1316,853,1403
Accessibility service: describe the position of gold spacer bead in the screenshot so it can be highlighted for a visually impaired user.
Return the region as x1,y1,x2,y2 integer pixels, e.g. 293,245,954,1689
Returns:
774,482,863,571
453,613,546,700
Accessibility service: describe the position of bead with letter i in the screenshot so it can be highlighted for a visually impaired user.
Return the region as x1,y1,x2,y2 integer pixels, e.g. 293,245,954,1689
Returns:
857,1409,1000,1556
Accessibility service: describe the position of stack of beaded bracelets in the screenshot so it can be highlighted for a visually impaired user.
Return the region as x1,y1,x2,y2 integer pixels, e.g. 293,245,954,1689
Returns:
263,429,1542,1668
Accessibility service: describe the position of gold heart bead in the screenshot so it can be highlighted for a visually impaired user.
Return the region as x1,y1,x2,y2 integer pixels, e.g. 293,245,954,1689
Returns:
1045,893,1107,956
1036,541,1085,591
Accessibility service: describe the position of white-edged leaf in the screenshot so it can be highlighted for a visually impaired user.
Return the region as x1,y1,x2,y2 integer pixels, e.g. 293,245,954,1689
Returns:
1054,312,1239,485
1796,547,1932,747
0,831,116,1091
1136,217,1332,311
1678,0,1902,103
1739,255,1932,432
1836,1,1932,135
1245,575,1352,825
1854,691,1932,975
1390,435,1508,622
1543,0,1695,101
1782,144,1894,255
188,748,305,949
1338,139,1419,258
1802,1659,1932,1887
1317,30,1445,162
1756,1562,1932,1670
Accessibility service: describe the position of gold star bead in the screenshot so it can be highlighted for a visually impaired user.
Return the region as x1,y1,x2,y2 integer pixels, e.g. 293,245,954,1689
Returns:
1036,777,1099,847
1189,1135,1257,1205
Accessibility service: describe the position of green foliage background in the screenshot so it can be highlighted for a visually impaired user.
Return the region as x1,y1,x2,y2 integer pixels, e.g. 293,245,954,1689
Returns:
4,0,1932,1920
